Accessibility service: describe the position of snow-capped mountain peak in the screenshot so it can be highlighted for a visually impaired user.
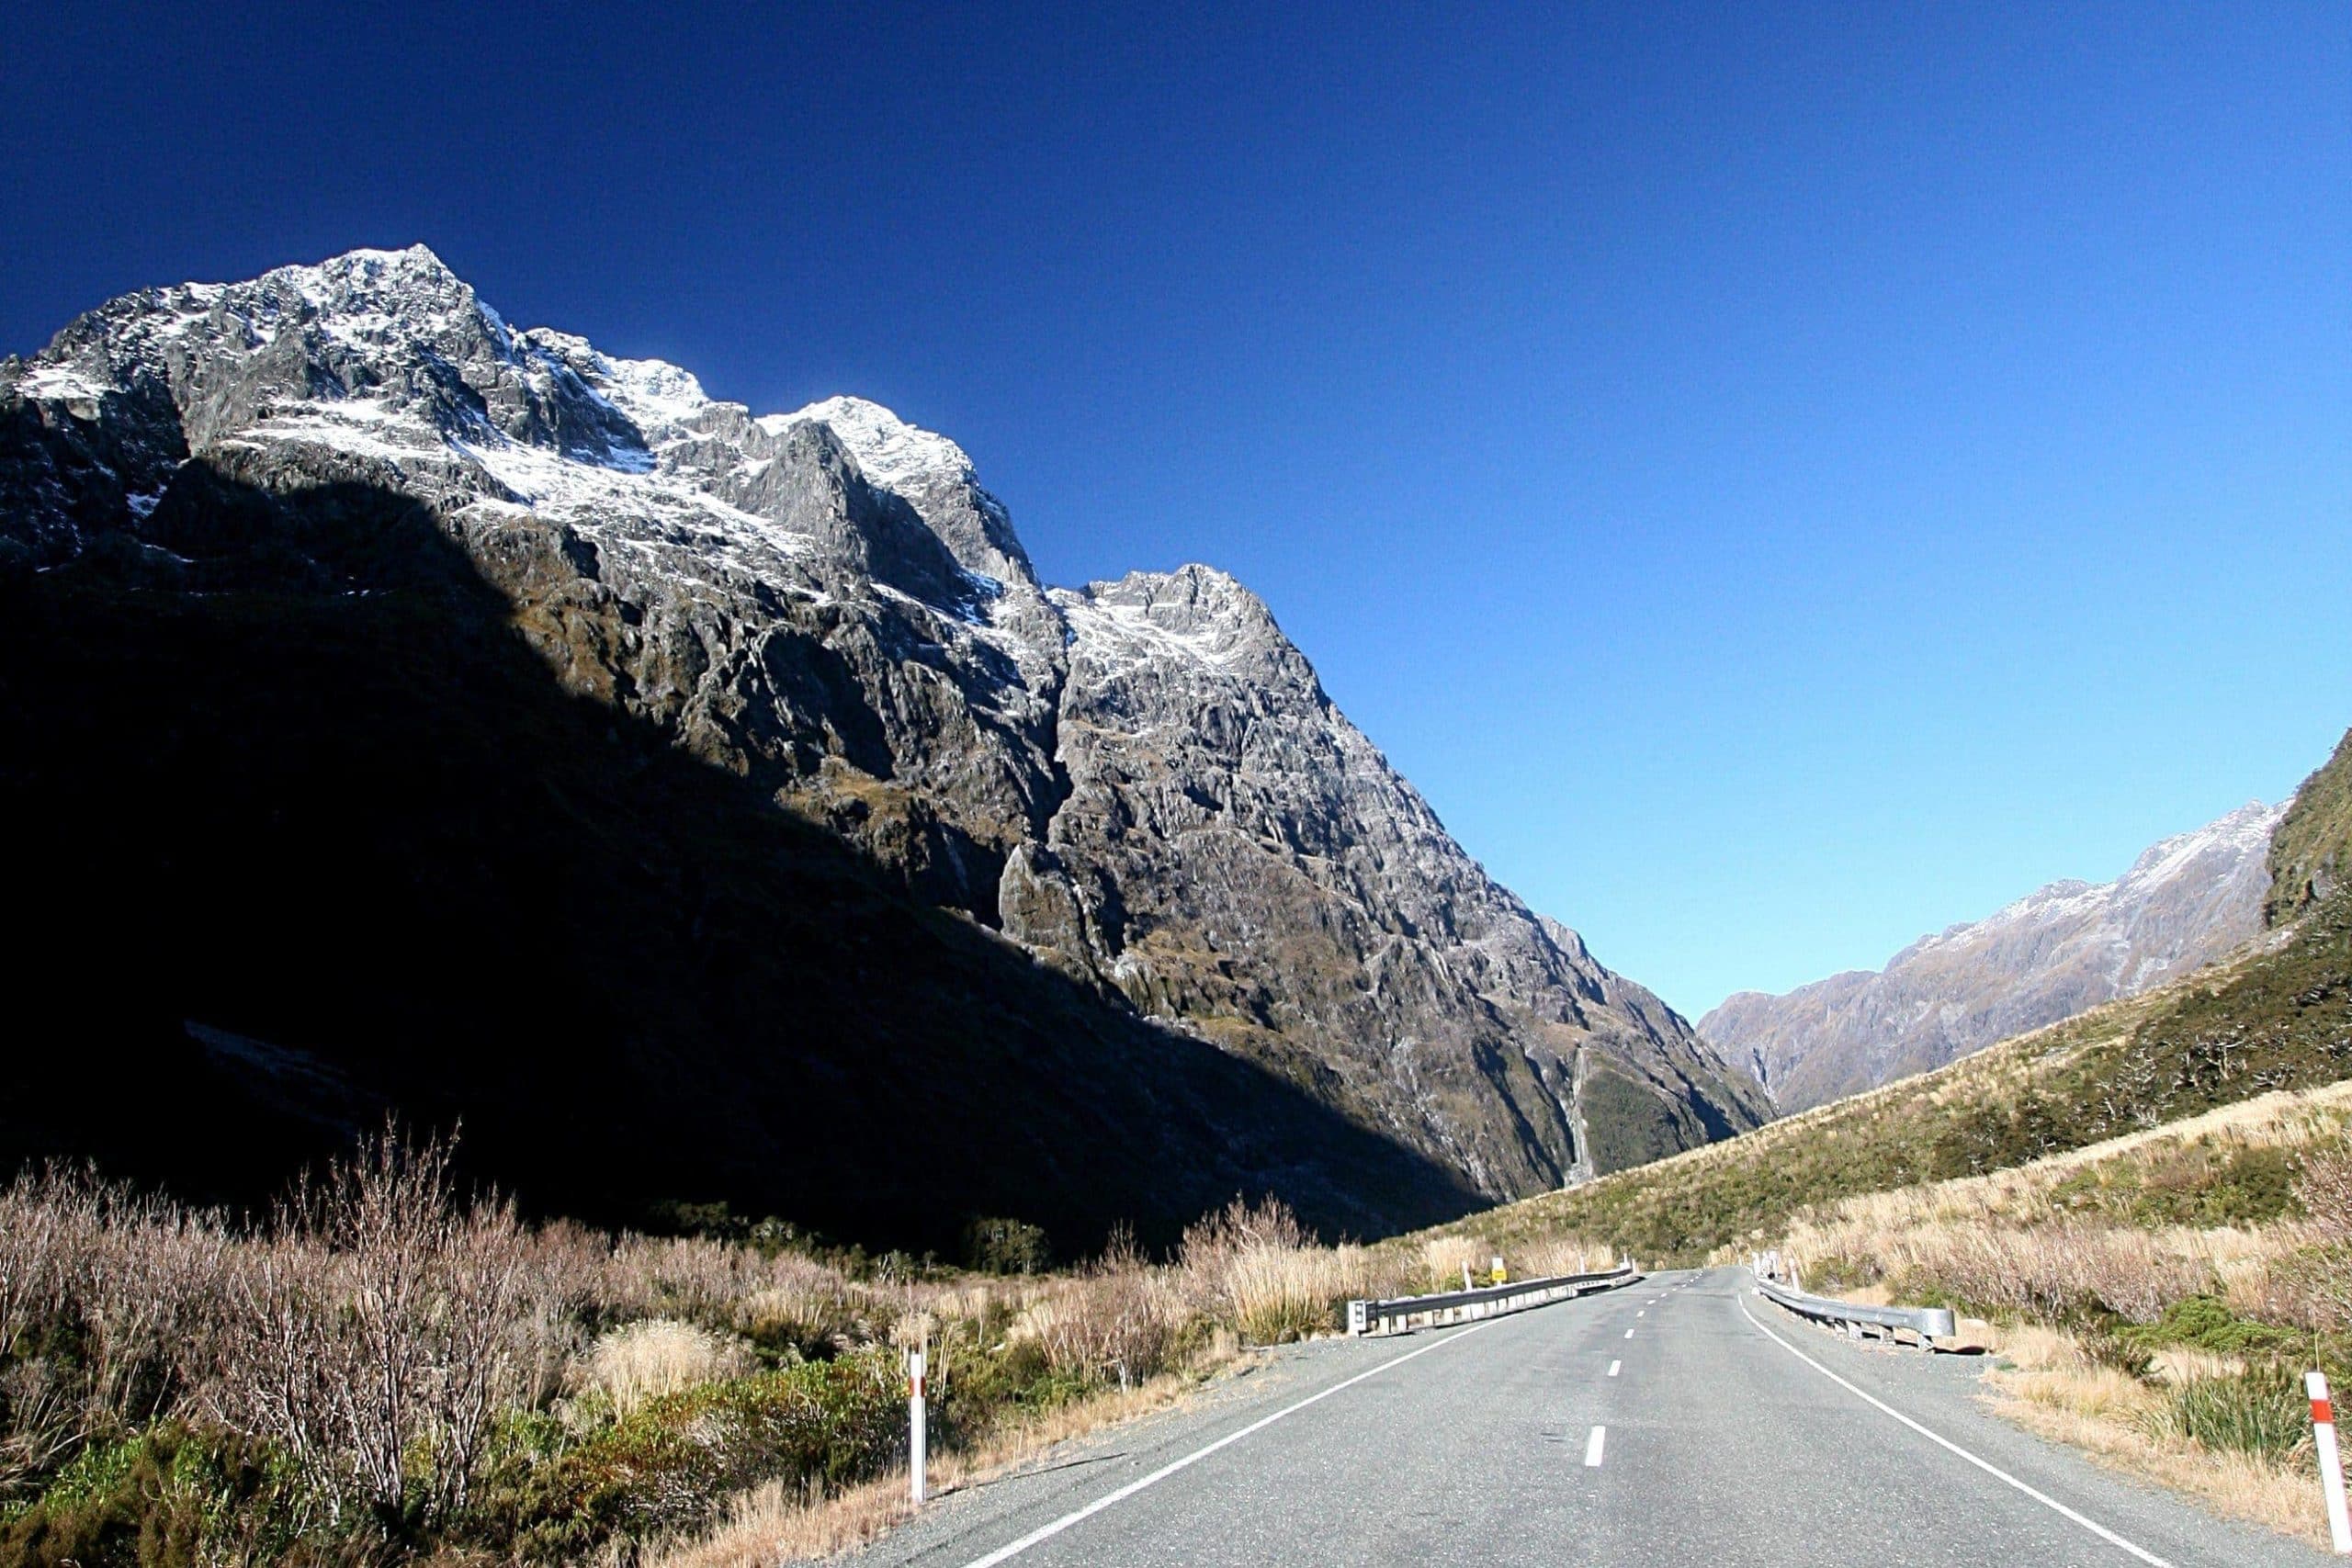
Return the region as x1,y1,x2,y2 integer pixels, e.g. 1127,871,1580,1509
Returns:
775,395,1034,586
2,244,1769,1205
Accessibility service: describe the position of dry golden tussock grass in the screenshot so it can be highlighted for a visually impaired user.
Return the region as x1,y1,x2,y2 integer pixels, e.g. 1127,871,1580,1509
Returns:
1740,1082,2352,1550
1418,1234,1487,1290
1973,1316,2334,1549
1511,1234,1614,1280
579,1318,755,1416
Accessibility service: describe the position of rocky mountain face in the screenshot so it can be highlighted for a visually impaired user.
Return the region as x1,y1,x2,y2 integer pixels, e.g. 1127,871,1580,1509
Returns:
2268,728,2352,928
1701,800,2287,1112
0,246,1763,1238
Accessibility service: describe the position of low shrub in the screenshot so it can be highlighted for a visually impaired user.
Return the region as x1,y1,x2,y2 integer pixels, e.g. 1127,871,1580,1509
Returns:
2139,1362,2311,1460
2120,1294,2298,1359
0,1424,279,1568
482,1350,902,1562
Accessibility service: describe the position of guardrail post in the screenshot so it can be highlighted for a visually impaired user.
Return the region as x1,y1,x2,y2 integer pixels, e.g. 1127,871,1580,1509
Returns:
2311,1371,2351,1553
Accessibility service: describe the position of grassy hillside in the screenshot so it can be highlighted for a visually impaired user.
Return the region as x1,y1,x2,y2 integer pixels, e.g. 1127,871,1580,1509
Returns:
1428,880,2352,1268
1772,1082,2352,1546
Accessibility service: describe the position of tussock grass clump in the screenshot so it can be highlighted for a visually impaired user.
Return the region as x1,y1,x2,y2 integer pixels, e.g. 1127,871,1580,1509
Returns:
1180,1197,1360,1344
1418,1235,1488,1292
581,1319,755,1416
1512,1235,1614,1279
2140,1363,2312,1461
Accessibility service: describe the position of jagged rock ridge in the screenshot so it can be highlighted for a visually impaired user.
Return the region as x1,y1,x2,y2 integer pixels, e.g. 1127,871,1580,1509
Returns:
1701,800,2287,1113
0,244,1765,1208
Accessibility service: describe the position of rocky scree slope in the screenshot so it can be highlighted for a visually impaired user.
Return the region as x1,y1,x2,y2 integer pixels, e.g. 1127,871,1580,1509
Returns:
0,245,1761,1231
1702,799,2286,1113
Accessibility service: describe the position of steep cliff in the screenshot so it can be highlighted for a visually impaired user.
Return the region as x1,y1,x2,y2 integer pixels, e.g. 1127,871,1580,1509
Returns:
0,246,1763,1236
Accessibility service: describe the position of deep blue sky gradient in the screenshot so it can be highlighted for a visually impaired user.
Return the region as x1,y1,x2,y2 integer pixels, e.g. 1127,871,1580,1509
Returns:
6,2,2346,1015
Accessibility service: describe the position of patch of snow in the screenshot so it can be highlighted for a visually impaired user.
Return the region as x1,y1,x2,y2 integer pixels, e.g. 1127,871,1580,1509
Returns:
19,365,114,402
771,396,978,497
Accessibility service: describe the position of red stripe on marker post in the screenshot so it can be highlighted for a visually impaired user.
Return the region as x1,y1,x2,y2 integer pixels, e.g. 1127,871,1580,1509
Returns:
2310,1370,2350,1554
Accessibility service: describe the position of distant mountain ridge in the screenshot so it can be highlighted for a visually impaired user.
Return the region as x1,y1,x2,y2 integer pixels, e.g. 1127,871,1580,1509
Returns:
0,245,1763,1242
1701,799,2286,1112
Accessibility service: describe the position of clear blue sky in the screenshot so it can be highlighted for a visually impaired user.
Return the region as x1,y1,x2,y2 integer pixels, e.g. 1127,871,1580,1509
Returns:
7,3,2346,1017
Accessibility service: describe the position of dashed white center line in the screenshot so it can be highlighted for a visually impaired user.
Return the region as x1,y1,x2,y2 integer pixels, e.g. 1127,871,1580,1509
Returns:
1607,1359,1622,1377
1623,1327,1635,1338
1583,1426,1607,1467
1636,1309,1645,1317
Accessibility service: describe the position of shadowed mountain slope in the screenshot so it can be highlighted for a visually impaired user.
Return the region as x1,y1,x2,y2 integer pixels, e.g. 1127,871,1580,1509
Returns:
0,245,1765,1235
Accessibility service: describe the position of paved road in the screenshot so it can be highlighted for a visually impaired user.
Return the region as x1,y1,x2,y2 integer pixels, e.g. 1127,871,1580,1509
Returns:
854,1267,2337,1568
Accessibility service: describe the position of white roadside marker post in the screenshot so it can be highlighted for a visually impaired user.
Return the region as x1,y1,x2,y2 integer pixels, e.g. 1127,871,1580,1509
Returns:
909,1349,928,1506
2312,1370,2351,1553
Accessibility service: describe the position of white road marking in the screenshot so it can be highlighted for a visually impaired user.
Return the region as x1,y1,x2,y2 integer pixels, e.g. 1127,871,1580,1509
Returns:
954,1315,1503,1567
1738,1296,2176,1568
1583,1425,1607,1467
1623,1327,1635,1338
1607,1359,1621,1377
1636,1309,1645,1317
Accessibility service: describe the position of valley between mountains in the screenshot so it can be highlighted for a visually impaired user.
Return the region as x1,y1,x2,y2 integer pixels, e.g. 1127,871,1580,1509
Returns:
5,245,2350,1567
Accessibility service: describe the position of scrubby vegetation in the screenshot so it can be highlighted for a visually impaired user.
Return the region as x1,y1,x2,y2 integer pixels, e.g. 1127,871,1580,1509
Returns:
1421,882,2351,1269
1748,1089,2352,1543
0,1134,1463,1568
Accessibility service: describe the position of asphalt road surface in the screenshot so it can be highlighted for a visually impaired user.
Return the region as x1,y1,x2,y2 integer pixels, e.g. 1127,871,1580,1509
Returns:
853,1266,2338,1568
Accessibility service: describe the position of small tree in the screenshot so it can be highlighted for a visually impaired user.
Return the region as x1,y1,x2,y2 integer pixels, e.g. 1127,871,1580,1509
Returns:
961,1216,1051,1275
209,1123,525,1529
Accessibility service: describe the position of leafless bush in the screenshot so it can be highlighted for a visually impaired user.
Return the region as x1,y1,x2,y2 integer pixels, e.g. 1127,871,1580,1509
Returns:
2259,1164,2352,1334
205,1127,526,1527
2296,1147,2352,1241
0,1168,230,1501
1012,1230,1192,1385
729,1250,871,1359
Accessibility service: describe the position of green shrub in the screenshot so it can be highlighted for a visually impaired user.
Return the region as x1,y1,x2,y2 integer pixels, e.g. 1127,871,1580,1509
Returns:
479,1350,902,1562
962,1217,1052,1276
0,1425,279,1568
2120,1294,2298,1358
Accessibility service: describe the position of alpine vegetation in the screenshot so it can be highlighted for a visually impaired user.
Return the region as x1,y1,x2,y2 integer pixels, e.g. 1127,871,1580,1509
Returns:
0,1129,1452,1567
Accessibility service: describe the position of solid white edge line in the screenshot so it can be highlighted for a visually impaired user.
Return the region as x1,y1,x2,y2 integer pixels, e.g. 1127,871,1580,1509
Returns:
955,1315,1503,1568
1737,1294,2176,1568
1584,1425,1607,1467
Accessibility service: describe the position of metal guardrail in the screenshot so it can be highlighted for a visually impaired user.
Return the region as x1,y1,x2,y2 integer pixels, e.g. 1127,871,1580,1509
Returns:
1749,1256,1956,1352
1347,1262,1640,1336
